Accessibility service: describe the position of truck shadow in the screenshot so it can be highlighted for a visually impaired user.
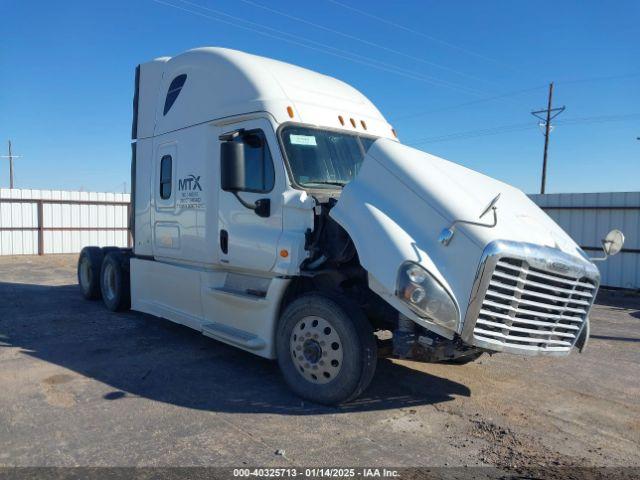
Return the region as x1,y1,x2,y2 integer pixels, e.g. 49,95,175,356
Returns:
0,281,470,415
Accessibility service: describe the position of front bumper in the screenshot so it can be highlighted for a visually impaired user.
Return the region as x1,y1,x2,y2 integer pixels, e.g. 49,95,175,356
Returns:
461,240,600,356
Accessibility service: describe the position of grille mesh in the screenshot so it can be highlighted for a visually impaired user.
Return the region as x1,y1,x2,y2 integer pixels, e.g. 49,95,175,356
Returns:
472,257,597,353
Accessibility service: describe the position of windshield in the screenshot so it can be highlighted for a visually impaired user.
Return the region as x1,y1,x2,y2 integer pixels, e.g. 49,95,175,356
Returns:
280,125,377,189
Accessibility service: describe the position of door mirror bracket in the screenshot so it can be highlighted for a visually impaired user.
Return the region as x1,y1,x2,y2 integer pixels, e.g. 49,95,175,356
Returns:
254,198,270,218
229,191,270,218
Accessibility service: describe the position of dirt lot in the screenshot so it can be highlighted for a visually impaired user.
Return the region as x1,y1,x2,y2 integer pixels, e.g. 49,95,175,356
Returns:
0,255,638,473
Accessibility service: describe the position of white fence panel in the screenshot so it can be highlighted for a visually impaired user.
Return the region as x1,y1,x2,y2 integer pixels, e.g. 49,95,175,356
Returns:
2,187,637,289
0,188,130,256
0,190,39,255
531,192,640,290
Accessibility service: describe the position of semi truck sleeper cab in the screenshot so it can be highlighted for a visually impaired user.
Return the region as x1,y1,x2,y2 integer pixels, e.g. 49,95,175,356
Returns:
77,47,623,405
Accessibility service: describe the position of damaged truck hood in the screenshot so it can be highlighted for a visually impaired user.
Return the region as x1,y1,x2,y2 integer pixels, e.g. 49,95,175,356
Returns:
330,139,589,328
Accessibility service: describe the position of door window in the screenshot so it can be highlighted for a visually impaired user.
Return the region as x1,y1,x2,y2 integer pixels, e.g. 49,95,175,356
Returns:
160,154,172,199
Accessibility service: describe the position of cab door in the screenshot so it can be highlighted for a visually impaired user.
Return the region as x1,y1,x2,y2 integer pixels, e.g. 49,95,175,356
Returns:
217,118,284,272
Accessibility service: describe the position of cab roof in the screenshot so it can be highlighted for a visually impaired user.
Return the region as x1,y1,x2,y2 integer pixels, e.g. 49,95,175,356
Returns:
136,47,395,140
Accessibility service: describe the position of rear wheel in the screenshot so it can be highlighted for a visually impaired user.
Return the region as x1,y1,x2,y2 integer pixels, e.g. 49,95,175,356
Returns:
77,247,104,300
276,293,377,405
100,251,131,311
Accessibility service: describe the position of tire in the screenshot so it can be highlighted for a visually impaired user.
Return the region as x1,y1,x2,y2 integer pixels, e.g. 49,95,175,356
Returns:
276,293,377,405
78,247,106,300
443,351,484,365
100,251,131,312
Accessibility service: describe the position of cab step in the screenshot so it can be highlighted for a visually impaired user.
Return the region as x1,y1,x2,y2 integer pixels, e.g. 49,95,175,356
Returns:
201,322,266,350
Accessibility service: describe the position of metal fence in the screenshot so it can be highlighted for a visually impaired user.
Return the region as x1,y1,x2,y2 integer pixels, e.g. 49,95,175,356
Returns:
531,192,640,290
0,189,130,255
2,188,638,289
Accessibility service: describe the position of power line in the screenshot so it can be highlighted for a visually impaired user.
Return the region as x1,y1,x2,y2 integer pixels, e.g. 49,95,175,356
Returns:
234,0,500,88
405,112,640,146
325,0,517,72
556,113,640,125
155,0,489,97
555,72,640,86
393,71,640,121
408,122,536,146
392,85,548,120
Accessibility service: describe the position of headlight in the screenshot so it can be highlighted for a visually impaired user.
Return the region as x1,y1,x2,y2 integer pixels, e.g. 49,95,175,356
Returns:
396,262,459,330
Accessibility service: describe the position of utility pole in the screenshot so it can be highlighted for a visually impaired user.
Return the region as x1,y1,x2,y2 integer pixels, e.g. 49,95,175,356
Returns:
531,83,565,194
1,140,22,189
8,141,14,189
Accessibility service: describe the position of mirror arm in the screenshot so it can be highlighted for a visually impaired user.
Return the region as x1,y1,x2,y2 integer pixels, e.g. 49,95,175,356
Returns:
231,191,257,210
589,241,612,262
219,129,245,142
230,192,270,218
439,207,498,246
450,207,498,231
588,253,608,262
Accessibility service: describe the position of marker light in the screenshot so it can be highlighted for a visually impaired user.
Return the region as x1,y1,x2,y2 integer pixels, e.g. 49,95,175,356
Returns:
287,106,294,118
350,118,356,128
338,115,345,126
360,120,367,130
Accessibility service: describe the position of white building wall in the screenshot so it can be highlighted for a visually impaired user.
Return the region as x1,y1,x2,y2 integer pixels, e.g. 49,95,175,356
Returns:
530,192,640,290
0,189,130,255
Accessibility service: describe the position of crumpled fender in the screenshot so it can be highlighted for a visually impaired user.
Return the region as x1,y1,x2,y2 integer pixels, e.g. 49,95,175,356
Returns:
330,168,461,338
331,200,447,294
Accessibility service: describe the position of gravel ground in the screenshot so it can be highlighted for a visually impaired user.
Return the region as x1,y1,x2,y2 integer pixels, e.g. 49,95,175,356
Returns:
0,254,638,475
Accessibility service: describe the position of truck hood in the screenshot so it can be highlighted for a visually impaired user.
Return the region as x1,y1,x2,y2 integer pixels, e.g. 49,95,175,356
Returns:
330,139,592,333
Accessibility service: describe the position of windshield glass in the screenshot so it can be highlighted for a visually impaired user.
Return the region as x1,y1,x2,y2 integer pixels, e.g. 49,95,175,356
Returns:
280,125,377,189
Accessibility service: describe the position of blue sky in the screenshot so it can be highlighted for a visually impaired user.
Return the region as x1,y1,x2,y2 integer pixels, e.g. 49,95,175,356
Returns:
1,0,638,194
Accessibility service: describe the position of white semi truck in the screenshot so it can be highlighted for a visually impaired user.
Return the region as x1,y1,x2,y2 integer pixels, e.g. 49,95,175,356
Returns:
77,47,624,405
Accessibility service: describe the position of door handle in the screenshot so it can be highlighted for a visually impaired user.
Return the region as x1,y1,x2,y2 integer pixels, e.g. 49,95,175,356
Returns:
220,229,228,254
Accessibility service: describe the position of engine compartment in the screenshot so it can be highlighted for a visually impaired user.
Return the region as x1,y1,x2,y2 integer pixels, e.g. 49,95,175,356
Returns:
296,197,485,364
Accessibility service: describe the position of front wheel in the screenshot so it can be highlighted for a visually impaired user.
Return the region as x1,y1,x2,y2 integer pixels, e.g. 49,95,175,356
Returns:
276,293,377,405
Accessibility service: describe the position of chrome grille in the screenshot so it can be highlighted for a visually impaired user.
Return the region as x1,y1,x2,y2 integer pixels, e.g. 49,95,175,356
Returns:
470,256,598,354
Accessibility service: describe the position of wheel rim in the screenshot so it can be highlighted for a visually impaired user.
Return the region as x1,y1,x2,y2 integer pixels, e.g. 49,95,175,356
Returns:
290,315,343,385
103,262,117,301
79,257,92,291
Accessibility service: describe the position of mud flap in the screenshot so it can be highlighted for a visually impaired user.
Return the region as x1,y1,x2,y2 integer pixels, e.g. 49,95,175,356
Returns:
575,317,590,353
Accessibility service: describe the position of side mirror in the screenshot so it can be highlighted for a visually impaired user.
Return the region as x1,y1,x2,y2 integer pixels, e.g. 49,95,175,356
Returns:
220,137,271,218
590,229,625,262
602,229,625,256
220,141,246,192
